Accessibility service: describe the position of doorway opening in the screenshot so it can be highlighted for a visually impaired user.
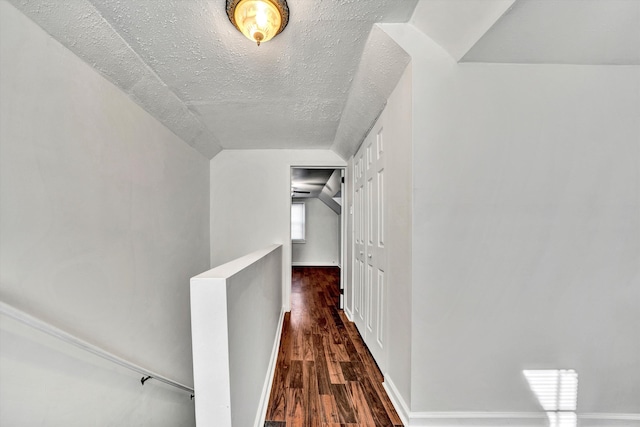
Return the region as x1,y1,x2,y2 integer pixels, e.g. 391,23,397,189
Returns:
290,167,345,309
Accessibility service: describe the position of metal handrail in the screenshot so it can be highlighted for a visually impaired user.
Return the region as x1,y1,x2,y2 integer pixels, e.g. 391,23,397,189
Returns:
0,300,194,396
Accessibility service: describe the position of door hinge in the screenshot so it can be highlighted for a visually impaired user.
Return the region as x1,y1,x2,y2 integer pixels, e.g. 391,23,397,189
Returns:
340,288,344,295
341,177,345,183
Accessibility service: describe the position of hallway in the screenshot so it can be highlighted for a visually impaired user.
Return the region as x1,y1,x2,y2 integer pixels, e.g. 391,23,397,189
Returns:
265,267,402,427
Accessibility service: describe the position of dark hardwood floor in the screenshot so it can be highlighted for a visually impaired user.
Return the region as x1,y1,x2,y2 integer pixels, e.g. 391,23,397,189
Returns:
265,267,403,427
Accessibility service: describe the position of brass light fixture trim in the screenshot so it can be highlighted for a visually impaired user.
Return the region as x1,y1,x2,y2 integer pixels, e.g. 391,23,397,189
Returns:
226,0,289,46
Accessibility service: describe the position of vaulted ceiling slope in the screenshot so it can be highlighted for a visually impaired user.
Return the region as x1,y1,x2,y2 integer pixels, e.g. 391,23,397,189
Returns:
411,0,640,65
410,0,516,62
462,0,640,65
8,0,417,159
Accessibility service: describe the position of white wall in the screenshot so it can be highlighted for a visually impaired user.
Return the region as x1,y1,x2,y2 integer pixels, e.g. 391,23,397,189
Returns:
210,150,345,310
1,315,195,427
381,63,414,410
191,245,282,427
0,2,209,424
382,23,640,421
292,198,340,266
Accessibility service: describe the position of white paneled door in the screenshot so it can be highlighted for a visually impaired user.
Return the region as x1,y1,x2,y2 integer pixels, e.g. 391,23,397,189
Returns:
353,117,386,370
353,146,366,335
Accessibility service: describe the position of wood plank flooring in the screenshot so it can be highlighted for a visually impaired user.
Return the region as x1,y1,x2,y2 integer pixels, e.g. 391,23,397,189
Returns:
265,267,403,427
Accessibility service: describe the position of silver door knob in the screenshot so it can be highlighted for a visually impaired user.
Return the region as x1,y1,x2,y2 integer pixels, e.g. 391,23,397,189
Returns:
368,254,372,258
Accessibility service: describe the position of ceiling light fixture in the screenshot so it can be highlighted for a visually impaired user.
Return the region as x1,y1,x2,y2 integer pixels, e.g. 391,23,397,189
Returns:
226,0,289,46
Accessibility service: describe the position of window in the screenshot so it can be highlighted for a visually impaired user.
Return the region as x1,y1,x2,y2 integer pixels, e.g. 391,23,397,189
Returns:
291,202,305,243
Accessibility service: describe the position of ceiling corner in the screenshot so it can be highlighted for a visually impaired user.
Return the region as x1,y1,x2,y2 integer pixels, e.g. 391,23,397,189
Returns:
410,0,516,62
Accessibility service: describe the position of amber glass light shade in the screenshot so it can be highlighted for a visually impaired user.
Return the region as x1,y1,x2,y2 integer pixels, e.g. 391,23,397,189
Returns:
226,0,289,46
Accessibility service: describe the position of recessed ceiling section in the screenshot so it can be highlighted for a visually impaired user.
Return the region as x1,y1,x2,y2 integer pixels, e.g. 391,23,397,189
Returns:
462,0,640,65
291,168,343,214
291,168,335,199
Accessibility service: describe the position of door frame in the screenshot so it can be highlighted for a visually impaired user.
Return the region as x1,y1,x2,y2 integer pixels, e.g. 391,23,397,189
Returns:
289,166,347,310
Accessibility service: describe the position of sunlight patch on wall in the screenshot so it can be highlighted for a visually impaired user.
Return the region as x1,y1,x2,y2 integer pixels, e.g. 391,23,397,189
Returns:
523,369,578,427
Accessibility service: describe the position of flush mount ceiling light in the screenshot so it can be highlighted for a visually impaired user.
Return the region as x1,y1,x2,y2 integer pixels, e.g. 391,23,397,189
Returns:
226,0,289,46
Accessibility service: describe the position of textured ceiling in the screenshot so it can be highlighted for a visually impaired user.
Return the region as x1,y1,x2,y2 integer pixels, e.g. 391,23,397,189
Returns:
8,0,417,159
9,0,634,161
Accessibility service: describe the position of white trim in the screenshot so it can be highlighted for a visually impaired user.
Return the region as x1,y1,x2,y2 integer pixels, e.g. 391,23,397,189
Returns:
408,412,546,425
288,165,346,314
402,413,640,426
382,375,410,425
0,300,193,394
413,413,544,419
254,308,286,427
382,376,638,426
580,413,640,421
344,307,354,322
291,262,339,267
339,168,346,310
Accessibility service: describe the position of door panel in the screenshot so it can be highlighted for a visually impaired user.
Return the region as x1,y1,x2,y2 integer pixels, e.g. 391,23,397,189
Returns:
378,169,384,248
353,153,366,333
366,264,373,331
377,269,384,347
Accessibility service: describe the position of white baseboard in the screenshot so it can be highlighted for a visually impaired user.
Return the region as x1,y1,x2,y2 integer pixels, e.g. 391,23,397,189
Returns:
404,413,640,426
382,375,411,425
254,308,286,427
579,413,640,425
343,307,354,322
382,376,639,426
406,412,545,426
291,262,339,267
